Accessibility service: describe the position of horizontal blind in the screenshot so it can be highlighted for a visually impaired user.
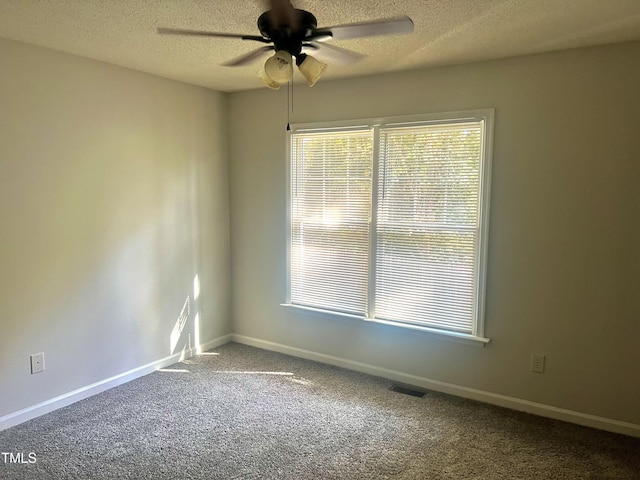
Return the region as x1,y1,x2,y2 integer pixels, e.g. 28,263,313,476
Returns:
375,122,483,333
290,129,373,315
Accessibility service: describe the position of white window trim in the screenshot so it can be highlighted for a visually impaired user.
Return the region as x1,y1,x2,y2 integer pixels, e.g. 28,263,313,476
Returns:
284,109,494,346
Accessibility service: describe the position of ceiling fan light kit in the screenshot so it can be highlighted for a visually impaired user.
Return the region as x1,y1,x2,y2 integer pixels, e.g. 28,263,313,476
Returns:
297,54,327,87
264,50,294,85
259,52,327,89
157,0,414,89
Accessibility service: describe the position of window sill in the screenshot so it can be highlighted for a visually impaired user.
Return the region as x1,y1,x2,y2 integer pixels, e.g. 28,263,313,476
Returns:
280,303,490,347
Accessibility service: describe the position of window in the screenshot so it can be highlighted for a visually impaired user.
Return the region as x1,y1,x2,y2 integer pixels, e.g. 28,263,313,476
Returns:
286,110,493,343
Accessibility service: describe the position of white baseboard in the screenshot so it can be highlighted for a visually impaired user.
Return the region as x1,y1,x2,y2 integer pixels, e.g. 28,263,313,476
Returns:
5,332,638,439
230,334,640,438
198,334,232,354
0,334,232,431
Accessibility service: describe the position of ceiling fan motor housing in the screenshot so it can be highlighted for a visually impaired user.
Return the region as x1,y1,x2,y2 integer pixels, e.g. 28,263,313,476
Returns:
258,9,318,57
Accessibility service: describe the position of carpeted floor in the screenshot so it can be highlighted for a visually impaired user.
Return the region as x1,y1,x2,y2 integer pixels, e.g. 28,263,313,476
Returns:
1,342,639,479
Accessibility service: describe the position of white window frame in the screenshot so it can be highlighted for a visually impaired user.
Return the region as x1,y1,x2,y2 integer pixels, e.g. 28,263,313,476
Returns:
284,110,494,346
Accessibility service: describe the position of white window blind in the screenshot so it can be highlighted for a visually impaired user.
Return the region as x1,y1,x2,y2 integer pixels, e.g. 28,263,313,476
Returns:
290,129,373,316
287,111,492,341
375,123,483,333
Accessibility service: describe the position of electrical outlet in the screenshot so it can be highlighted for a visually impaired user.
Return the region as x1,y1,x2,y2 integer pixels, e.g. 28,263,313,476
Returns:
531,354,545,373
30,353,45,374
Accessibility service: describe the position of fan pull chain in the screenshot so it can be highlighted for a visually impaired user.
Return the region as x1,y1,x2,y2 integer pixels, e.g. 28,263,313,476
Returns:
286,81,294,131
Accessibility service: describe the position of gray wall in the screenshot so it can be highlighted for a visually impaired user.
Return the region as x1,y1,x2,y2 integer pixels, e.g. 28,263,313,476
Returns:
228,42,640,425
0,38,231,418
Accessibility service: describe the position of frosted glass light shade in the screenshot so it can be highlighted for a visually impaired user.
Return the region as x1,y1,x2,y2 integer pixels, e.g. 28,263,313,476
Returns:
298,55,327,87
258,67,281,90
264,51,293,84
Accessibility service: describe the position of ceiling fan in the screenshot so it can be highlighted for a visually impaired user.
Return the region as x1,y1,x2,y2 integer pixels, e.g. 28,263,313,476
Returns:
157,0,414,89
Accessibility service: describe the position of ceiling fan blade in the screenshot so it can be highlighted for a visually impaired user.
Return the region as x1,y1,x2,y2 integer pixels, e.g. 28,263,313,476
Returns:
157,27,270,44
319,16,414,40
222,46,274,67
302,42,365,65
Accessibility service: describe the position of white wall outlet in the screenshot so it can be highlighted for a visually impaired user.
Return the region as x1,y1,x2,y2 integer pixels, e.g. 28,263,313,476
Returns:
531,354,545,373
30,353,45,374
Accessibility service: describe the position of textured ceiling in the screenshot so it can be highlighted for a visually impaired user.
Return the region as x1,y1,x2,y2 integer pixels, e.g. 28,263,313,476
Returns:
1,0,640,92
